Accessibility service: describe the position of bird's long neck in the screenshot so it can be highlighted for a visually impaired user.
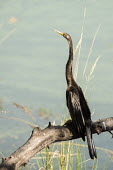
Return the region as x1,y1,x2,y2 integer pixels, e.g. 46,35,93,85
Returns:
66,39,74,86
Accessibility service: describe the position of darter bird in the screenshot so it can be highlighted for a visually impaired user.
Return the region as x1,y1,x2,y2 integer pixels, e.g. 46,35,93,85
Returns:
54,30,97,159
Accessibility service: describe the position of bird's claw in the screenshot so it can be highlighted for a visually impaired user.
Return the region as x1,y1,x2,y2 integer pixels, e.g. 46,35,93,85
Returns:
108,131,113,138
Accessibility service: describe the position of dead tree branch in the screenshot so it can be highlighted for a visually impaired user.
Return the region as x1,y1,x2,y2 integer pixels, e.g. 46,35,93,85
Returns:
0,117,113,170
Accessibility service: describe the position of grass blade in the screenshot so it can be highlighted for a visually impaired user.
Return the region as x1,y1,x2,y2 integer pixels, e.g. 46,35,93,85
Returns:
83,24,101,76
0,116,36,128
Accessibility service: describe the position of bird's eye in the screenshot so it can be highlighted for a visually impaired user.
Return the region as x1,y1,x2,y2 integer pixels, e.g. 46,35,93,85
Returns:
66,35,69,39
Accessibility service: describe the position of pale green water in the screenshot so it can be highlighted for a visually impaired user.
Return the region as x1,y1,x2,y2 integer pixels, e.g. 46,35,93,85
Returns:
0,0,113,169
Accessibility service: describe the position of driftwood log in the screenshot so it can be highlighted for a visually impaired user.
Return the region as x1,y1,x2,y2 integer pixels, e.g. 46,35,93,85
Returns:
0,117,113,170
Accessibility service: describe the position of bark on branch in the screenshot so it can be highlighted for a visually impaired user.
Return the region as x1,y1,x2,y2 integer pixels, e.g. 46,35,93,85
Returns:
0,117,113,170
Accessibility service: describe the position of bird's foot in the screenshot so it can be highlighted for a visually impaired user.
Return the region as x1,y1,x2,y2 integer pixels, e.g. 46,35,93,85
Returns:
108,130,113,138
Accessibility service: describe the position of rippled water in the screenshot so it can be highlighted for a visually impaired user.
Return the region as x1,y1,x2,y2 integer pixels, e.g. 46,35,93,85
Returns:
0,0,113,169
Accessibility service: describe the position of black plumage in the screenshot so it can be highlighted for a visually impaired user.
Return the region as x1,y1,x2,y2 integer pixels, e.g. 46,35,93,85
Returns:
54,30,97,159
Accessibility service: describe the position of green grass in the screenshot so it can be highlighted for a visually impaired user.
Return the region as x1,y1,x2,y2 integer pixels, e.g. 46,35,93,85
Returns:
28,141,113,170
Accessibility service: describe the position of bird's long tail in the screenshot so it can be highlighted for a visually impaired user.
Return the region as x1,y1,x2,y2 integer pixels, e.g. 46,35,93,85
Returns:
86,126,97,159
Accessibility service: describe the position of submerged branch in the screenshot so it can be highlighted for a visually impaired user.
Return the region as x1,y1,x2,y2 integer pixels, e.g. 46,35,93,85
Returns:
0,117,113,170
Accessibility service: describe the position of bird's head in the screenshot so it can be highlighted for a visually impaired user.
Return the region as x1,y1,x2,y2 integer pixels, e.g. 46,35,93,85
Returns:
54,29,71,41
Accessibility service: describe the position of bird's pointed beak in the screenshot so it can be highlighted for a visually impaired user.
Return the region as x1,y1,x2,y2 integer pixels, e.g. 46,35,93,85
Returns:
53,29,64,36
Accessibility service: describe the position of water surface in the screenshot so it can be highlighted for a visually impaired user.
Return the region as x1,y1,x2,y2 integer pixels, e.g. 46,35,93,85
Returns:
0,0,113,169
